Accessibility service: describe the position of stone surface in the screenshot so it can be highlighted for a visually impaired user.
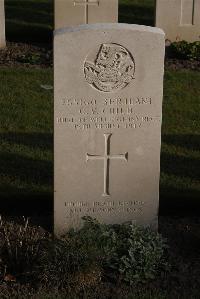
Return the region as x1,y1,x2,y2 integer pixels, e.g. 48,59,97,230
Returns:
156,0,200,42
55,0,118,29
54,24,165,235
0,0,6,48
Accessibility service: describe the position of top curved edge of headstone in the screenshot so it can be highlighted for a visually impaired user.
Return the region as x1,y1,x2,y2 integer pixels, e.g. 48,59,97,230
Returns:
54,23,165,37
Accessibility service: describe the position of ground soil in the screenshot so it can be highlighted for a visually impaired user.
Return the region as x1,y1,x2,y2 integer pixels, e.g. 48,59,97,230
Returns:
0,215,200,299
165,58,200,71
0,42,52,68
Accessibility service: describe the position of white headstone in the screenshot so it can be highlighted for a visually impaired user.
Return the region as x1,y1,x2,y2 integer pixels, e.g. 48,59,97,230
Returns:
156,0,200,42
55,0,118,29
54,24,165,235
0,0,6,48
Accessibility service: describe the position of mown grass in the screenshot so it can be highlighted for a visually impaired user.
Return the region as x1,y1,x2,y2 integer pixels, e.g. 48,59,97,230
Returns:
5,0,54,43
0,67,53,212
0,67,199,215
119,0,155,26
160,70,200,214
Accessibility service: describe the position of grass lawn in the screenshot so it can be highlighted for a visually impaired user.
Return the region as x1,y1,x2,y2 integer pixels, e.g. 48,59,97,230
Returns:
0,67,199,215
5,0,54,43
119,0,155,26
0,67,53,213
160,70,200,214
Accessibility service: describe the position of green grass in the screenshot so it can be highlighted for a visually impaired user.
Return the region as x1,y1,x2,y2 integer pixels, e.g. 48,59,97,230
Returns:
5,0,53,42
119,0,155,26
160,70,200,213
0,67,199,214
0,67,53,203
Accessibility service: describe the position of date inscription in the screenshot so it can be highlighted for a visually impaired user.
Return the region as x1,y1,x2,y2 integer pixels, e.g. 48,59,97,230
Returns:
64,200,145,218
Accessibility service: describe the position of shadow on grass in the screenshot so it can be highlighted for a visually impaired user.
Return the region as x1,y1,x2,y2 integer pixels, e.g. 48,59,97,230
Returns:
162,134,200,152
161,133,200,181
160,186,200,216
160,134,200,215
119,2,155,26
161,152,199,180
0,132,53,151
5,22,53,44
6,0,53,23
5,0,53,43
0,132,53,218
0,151,52,185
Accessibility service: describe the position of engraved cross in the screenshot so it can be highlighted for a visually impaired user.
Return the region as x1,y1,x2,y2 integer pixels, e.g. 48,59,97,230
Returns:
86,133,128,197
181,0,195,25
74,0,99,24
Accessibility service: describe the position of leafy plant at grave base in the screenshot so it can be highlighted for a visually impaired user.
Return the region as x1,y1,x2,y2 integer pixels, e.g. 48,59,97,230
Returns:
16,53,42,64
43,217,169,288
170,41,200,61
96,220,170,284
0,217,48,283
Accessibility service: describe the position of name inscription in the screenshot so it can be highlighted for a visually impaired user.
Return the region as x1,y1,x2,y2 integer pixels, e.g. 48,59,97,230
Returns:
56,96,161,130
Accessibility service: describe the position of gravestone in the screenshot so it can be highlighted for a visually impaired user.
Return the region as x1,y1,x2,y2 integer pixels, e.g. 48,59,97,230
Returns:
54,24,165,235
55,0,118,29
0,0,6,48
156,0,200,42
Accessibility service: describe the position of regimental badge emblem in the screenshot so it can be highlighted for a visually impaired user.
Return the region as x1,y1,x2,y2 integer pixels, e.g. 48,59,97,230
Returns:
84,43,135,93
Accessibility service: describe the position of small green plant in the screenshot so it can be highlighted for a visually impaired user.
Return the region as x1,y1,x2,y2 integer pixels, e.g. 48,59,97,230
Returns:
170,41,200,61
101,223,169,284
16,53,41,64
